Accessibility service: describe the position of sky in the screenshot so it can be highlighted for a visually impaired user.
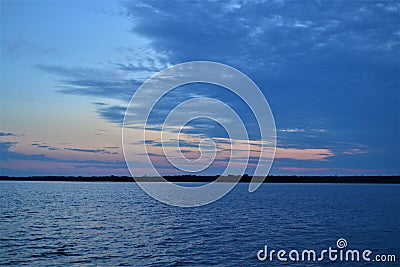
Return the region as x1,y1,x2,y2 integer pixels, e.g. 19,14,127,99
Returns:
1,0,399,176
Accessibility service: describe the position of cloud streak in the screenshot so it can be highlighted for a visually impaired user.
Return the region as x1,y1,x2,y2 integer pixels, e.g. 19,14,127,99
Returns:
64,147,118,155
0,132,17,137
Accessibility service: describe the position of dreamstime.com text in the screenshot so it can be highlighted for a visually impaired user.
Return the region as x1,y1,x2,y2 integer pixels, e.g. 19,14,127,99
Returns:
257,238,396,263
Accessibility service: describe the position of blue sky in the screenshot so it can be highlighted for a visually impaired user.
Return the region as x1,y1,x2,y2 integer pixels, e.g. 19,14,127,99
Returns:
1,0,399,176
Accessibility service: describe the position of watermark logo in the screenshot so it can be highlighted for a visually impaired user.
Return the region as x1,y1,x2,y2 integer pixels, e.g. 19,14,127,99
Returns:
257,238,397,263
336,238,347,249
122,61,276,207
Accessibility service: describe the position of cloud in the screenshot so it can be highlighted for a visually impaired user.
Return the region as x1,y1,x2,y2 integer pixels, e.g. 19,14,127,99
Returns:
343,148,370,155
64,147,118,155
275,148,334,161
122,1,399,68
36,64,140,101
0,132,17,137
278,128,305,133
31,142,59,151
104,146,119,149
1,141,58,162
1,141,18,150
39,1,398,135
95,103,127,125
31,0,399,175
36,44,170,102
1,141,127,176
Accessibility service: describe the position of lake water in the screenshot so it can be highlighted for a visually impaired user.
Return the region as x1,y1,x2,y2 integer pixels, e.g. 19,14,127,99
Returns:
0,181,399,266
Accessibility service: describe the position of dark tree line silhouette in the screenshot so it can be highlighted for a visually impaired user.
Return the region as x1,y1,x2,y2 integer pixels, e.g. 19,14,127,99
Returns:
1,175,399,183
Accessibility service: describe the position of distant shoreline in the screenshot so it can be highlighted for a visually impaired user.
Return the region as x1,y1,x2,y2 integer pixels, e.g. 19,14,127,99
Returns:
1,175,399,184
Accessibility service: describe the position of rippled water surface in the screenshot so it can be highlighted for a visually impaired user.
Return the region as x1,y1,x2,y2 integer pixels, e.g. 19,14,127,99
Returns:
1,182,399,266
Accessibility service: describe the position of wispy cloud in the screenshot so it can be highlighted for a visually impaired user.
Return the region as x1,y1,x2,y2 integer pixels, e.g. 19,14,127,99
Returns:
343,148,370,155
31,142,59,151
1,140,127,176
36,64,140,101
0,132,17,137
275,148,334,161
95,103,127,125
278,128,305,133
104,146,119,149
64,147,118,155
0,141,18,150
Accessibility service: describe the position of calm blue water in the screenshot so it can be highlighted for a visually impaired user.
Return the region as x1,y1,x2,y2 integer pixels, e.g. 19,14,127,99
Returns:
0,182,399,266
